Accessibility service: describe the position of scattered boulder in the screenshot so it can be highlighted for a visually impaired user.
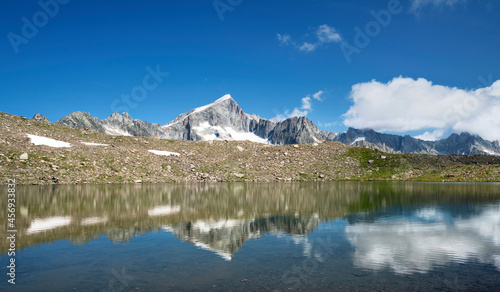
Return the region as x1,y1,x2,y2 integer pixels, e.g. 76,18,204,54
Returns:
20,153,28,160
234,173,244,178
134,180,142,183
236,146,244,152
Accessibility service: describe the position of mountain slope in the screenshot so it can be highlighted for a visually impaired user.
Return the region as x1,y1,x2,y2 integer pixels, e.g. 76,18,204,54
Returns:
2,111,500,185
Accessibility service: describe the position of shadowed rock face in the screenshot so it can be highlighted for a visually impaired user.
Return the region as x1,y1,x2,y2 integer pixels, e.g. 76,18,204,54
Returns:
32,113,50,123
269,117,325,145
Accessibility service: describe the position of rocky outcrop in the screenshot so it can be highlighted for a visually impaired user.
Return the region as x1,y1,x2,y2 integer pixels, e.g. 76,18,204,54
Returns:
269,116,325,145
104,112,166,138
55,111,106,132
32,113,50,123
320,130,337,141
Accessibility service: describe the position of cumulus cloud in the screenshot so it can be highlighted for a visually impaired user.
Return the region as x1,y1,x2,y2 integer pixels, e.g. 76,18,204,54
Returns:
278,24,342,53
342,77,500,141
272,90,325,120
414,129,446,141
299,42,316,52
316,24,342,43
312,90,324,101
288,108,309,118
277,33,291,45
410,0,467,11
301,96,312,110
317,121,338,128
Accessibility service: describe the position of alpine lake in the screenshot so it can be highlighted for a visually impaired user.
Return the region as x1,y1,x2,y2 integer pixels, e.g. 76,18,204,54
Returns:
1,182,500,291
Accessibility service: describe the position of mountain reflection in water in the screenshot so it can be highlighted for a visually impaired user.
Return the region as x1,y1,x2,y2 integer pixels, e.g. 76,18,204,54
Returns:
1,182,500,291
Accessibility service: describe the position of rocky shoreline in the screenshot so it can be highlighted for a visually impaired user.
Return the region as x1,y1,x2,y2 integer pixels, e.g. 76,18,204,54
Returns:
1,112,500,185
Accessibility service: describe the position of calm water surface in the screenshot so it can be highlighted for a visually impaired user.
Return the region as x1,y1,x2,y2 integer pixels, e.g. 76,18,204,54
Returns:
1,182,500,291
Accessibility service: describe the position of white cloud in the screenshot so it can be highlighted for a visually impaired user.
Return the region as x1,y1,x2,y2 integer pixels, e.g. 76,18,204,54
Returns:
316,24,342,43
288,108,309,118
286,96,311,119
312,90,324,101
410,0,467,11
414,129,446,141
301,96,312,110
277,33,291,45
345,206,500,274
272,90,325,120
317,121,337,128
343,77,500,141
278,24,342,53
299,42,316,52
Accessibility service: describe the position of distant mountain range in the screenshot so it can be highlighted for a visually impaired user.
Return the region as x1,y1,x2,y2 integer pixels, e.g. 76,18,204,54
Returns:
334,128,500,157
34,94,500,157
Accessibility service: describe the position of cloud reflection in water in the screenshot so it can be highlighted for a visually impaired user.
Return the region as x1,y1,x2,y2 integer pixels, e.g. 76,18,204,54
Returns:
345,205,500,274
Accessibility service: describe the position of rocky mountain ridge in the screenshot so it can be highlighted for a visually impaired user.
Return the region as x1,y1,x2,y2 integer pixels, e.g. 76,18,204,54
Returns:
334,128,500,157
53,94,329,146
40,94,500,156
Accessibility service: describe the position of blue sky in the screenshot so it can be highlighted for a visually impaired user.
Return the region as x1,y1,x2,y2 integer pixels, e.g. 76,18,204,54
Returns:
1,0,500,139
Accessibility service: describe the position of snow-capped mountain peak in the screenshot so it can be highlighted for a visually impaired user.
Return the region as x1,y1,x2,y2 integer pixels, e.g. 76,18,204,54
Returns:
53,95,335,146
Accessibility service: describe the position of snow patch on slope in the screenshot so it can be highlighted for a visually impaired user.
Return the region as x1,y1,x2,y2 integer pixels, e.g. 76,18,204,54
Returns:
193,122,269,144
164,94,233,128
475,145,500,156
27,134,72,148
191,94,233,115
351,137,366,145
103,125,132,136
82,142,109,146
148,150,181,156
